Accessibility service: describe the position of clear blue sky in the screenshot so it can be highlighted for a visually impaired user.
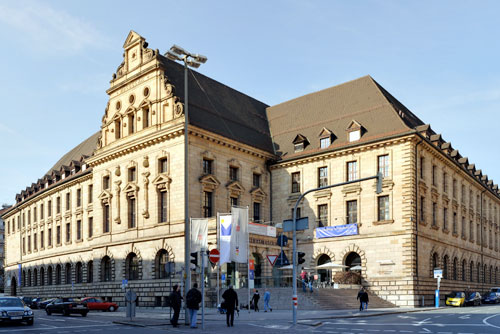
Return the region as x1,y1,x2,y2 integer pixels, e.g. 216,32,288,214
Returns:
1,0,500,205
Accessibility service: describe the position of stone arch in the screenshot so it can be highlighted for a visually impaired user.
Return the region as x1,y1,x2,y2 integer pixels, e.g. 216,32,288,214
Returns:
311,246,335,268
430,251,440,277
122,246,143,280
340,244,367,271
151,242,175,279
98,250,116,282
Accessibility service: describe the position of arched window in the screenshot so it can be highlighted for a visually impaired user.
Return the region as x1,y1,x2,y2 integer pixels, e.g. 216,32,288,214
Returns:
125,253,139,280
75,262,83,283
22,270,26,287
484,264,487,283
470,261,474,282
453,258,458,280
33,268,38,286
496,267,498,284
101,256,112,282
56,264,62,285
87,261,93,283
443,255,449,279
155,249,169,279
490,265,493,283
48,266,53,285
40,267,45,286
28,270,32,287
461,260,466,281
477,263,480,282
65,263,72,284
432,253,439,270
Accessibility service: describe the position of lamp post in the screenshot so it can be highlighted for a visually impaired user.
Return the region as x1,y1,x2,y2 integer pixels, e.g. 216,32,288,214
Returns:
165,45,207,325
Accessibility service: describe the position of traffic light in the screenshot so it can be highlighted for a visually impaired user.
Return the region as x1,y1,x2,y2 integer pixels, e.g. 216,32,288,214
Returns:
190,252,198,269
297,252,306,265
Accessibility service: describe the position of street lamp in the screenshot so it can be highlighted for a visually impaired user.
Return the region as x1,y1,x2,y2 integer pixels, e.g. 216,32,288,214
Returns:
165,44,207,325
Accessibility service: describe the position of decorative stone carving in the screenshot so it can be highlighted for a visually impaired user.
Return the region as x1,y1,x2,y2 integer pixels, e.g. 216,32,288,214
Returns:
114,180,122,224
142,172,150,218
115,166,121,177
143,156,149,168
199,174,220,192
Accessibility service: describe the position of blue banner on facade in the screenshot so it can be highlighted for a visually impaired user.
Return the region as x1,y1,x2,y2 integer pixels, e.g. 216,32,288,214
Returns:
316,224,358,239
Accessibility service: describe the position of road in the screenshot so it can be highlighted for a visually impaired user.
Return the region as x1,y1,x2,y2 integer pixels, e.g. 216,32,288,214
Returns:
1,305,499,334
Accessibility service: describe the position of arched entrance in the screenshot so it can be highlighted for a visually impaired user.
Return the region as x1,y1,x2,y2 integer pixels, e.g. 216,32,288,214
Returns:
317,254,331,282
344,252,361,271
10,277,17,296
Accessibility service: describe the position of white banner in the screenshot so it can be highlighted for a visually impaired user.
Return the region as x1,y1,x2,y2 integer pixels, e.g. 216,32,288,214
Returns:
230,207,249,263
191,218,208,253
249,222,277,237
219,214,232,265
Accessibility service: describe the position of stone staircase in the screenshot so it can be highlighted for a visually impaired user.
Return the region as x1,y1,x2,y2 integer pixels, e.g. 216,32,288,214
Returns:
298,288,395,310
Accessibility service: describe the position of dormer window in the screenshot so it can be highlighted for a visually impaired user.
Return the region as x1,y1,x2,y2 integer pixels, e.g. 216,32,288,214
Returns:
294,142,304,152
349,130,361,142
320,137,330,149
292,134,309,153
346,120,364,142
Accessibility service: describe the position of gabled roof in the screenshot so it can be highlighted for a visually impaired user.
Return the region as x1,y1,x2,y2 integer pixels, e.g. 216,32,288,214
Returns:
266,75,425,159
47,131,100,174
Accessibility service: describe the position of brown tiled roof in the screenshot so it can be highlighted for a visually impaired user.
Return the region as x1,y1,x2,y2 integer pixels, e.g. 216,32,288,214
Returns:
47,131,100,174
266,75,424,158
157,56,274,154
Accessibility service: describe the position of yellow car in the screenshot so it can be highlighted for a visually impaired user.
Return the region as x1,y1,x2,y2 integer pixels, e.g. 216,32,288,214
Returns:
445,291,465,307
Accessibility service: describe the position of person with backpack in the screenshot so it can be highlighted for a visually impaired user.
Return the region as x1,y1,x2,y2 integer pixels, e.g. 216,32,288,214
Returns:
186,283,202,328
222,285,238,327
169,284,182,327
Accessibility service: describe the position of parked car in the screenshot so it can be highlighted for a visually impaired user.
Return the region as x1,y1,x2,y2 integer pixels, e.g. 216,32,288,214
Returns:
19,297,35,308
465,292,481,306
445,291,465,307
37,298,55,309
482,292,500,304
45,298,89,317
31,298,43,309
81,297,119,312
490,287,500,293
0,297,34,325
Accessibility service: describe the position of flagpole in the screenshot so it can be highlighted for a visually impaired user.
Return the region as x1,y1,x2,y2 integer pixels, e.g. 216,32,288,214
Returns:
247,206,250,314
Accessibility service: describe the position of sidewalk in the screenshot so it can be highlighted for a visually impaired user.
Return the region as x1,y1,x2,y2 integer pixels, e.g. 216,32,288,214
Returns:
110,306,439,327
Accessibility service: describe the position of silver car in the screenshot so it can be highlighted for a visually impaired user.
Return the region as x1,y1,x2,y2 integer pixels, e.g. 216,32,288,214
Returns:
0,297,34,325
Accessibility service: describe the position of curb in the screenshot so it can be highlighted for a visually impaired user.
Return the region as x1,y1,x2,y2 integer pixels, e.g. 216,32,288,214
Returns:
112,320,171,327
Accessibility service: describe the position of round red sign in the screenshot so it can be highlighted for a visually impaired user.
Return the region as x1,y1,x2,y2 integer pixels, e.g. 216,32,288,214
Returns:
209,249,220,264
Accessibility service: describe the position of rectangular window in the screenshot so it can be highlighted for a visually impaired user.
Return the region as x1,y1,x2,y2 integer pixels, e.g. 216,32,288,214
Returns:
77,189,82,207
28,210,30,224
347,161,357,181
318,167,328,187
88,217,93,238
461,185,465,203
320,137,330,149
432,165,437,186
48,200,52,216
41,230,44,248
347,200,358,224
34,207,37,222
318,204,328,227
56,225,61,245
443,207,448,231
469,220,474,242
291,207,301,219
291,172,301,193
41,203,44,219
253,202,261,222
432,202,437,227
443,173,448,193
159,158,168,174
77,220,82,240
88,184,93,203
253,173,261,188
34,233,37,250
420,196,425,222
477,224,481,245
229,166,238,181
128,167,136,182
56,197,61,214
48,228,52,246
230,197,238,207
452,179,457,198
128,198,136,228
159,192,167,223
453,212,457,234
115,120,121,139
143,107,150,128
203,159,213,174
103,205,110,233
420,157,424,178
66,222,71,242
66,192,70,211
103,176,110,190
22,237,25,254
378,155,389,178
378,196,390,221
128,114,135,134
203,191,213,218
461,216,466,239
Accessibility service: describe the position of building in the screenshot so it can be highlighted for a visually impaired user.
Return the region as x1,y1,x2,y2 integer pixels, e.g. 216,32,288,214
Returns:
1,31,499,307
0,205,8,291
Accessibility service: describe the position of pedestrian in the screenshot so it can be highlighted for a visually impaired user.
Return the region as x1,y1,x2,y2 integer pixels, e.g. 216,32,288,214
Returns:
169,284,182,327
357,287,369,311
186,283,202,328
308,273,314,293
302,275,308,293
263,289,272,312
222,285,239,327
251,290,260,312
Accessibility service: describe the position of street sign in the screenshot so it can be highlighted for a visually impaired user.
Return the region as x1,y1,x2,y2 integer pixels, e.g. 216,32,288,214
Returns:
283,217,309,232
433,269,443,279
209,249,220,264
249,259,255,271
267,255,278,266
221,274,226,282
121,279,128,290
275,250,289,266
165,261,175,275
277,235,288,247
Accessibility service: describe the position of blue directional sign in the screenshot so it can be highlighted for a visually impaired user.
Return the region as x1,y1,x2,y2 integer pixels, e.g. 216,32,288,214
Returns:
275,250,289,267
283,217,309,232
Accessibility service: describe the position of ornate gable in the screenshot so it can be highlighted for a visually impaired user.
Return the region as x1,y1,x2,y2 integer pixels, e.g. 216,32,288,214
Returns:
318,127,333,138
98,190,113,205
123,182,139,197
153,174,172,191
250,187,267,202
227,180,244,197
199,174,220,192
114,31,156,80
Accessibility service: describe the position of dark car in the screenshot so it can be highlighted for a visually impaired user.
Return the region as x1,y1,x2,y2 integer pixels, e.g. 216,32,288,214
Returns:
37,299,55,309
0,297,34,325
31,298,44,309
46,298,89,317
465,292,481,306
19,297,35,308
482,292,500,304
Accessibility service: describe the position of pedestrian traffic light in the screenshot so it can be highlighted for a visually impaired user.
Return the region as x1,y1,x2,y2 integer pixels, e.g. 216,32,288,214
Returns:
297,252,306,265
190,252,198,269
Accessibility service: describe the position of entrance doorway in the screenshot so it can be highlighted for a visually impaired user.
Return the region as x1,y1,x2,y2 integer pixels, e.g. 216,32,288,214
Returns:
10,277,17,296
344,252,361,271
317,254,332,282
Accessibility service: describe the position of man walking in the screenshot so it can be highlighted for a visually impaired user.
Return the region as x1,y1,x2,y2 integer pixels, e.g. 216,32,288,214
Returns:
357,287,369,311
251,290,260,312
263,289,272,312
186,283,202,328
222,285,238,327
169,284,182,327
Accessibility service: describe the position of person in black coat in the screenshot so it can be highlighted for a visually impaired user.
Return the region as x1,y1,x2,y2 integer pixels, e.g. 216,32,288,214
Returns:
357,287,369,311
251,290,260,312
169,284,182,327
186,283,202,328
222,285,238,327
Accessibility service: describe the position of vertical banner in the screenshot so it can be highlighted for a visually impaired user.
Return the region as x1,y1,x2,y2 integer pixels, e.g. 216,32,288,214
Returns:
230,207,249,263
219,214,232,265
190,218,208,253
